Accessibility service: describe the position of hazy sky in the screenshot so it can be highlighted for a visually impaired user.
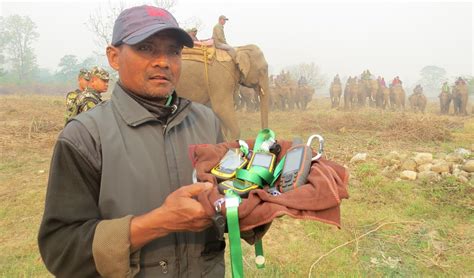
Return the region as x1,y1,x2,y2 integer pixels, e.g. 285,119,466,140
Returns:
1,0,473,86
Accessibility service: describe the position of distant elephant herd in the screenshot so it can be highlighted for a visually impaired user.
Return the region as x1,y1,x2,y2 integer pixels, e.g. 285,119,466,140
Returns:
329,77,469,115
235,71,314,113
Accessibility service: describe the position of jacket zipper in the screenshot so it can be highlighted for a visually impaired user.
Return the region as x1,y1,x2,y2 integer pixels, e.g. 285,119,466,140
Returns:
162,101,191,135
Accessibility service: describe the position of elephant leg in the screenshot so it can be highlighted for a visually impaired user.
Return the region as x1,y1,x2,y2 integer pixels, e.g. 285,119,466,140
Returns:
209,86,241,140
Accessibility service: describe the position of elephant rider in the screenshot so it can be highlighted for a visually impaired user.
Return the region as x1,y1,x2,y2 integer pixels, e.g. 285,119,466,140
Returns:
333,74,341,84
298,75,308,86
187,27,198,41
38,5,226,277
212,15,236,60
441,81,450,94
413,84,423,95
392,76,402,87
455,77,466,86
362,70,372,80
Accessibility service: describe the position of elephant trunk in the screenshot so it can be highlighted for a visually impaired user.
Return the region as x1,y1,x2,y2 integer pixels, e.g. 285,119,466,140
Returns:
258,76,270,129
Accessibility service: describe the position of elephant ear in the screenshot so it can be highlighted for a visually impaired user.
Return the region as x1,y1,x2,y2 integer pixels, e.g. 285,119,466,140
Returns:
236,50,251,79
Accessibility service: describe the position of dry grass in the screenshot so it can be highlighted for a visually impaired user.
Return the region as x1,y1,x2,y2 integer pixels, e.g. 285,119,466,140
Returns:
1,94,473,277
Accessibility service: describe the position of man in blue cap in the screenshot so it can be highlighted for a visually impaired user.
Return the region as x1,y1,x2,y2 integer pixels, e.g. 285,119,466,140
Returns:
39,5,225,277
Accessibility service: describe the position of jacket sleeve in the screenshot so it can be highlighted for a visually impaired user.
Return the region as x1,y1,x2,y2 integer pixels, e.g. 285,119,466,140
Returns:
38,137,102,277
38,127,139,277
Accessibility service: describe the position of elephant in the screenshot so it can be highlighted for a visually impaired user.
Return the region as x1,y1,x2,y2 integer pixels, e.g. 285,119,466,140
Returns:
344,80,358,110
408,92,427,113
295,85,314,110
271,84,289,111
389,84,406,111
239,85,259,112
439,91,452,114
329,82,342,108
376,86,390,109
358,79,377,107
176,44,269,139
452,83,469,115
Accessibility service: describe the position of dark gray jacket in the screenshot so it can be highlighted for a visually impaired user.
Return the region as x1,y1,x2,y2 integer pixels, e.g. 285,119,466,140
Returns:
39,84,225,277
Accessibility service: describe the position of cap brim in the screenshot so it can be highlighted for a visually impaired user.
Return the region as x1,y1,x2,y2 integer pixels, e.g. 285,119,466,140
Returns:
122,24,194,48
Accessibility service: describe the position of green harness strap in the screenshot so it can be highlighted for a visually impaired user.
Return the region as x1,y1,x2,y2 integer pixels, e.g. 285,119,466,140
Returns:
226,129,280,277
225,190,244,278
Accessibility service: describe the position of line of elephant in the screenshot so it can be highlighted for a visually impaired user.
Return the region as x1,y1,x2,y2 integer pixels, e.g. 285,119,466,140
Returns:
330,79,406,111
329,79,469,115
234,83,314,113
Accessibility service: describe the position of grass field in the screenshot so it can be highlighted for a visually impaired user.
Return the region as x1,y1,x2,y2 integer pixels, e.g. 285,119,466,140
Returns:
0,94,473,277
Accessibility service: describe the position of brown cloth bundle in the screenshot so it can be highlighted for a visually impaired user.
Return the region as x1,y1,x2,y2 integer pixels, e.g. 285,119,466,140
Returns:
191,139,349,243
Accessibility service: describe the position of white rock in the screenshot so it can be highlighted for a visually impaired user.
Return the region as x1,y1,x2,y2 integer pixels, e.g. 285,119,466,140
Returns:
401,159,417,171
418,171,440,182
413,153,433,165
454,148,471,157
457,176,469,183
384,151,401,161
400,170,417,181
350,153,367,163
445,153,464,164
37,170,45,174
453,169,469,178
431,162,451,174
462,160,474,173
441,172,452,178
417,163,432,172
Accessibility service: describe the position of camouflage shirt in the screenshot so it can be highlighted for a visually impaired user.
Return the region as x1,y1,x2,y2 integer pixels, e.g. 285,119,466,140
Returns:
75,87,103,115
65,88,82,124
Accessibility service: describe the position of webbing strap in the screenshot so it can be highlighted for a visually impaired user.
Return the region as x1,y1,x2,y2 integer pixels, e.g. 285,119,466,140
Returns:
253,129,276,152
225,190,244,278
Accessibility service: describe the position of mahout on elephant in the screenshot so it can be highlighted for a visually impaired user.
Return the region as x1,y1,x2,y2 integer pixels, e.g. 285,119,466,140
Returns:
408,85,427,113
344,76,358,110
452,81,469,116
389,84,406,111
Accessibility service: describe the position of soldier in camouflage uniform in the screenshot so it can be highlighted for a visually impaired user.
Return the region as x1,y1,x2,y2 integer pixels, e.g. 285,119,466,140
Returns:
73,66,110,118
65,69,90,124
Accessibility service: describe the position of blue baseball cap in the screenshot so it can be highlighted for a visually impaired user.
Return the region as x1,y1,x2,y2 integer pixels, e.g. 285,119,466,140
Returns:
111,5,193,48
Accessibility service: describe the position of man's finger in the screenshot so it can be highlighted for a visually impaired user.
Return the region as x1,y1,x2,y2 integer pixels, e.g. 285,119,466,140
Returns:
179,182,213,197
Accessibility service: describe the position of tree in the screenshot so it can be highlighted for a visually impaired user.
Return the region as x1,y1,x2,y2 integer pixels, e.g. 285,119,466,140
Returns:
56,55,79,80
285,62,327,89
1,15,39,83
0,17,6,76
419,65,447,95
87,0,177,50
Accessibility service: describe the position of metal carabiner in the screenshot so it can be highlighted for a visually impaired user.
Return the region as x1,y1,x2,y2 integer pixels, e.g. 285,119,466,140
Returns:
306,134,324,161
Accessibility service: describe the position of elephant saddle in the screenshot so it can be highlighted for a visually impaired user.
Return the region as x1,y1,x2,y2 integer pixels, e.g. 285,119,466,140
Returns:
183,45,233,64
182,45,215,64
190,139,350,243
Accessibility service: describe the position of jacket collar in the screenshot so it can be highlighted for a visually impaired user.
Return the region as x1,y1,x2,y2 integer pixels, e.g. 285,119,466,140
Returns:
111,83,190,127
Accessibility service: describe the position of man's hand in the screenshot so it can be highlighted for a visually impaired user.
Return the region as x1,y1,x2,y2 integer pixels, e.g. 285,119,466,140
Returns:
130,182,213,250
159,182,213,232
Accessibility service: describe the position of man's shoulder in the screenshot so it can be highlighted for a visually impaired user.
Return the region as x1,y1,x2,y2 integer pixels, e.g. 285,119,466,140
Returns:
66,90,80,99
213,24,223,30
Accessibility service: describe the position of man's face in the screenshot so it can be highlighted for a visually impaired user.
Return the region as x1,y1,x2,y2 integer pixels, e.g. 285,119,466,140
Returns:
107,31,182,99
78,77,89,91
219,18,226,25
89,76,109,93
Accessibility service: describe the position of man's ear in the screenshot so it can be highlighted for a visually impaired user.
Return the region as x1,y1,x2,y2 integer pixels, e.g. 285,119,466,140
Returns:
106,46,120,71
